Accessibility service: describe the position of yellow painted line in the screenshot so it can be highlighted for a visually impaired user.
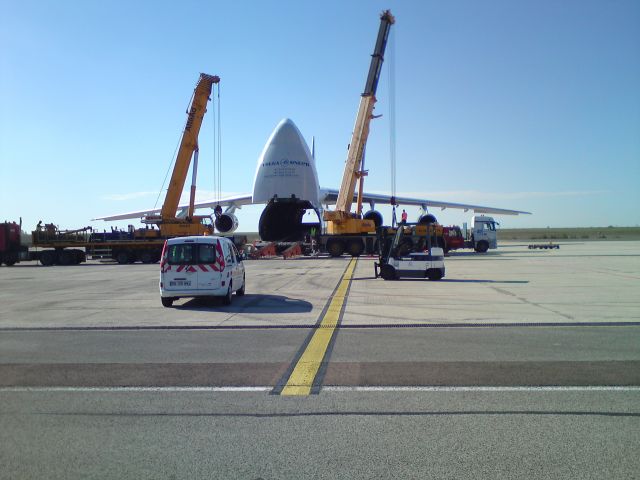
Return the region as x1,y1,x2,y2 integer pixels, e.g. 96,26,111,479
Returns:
280,257,357,396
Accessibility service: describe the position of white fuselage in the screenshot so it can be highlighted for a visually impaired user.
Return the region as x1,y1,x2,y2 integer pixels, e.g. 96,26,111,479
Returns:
252,118,320,207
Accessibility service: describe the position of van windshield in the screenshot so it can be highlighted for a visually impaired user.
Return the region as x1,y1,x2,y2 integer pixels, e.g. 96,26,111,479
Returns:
167,243,215,265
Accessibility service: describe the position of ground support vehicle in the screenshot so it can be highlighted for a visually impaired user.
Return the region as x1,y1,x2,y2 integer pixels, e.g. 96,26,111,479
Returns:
0,221,26,266
374,223,445,281
30,225,161,265
528,243,560,250
10,222,248,266
159,236,245,307
1,222,88,266
439,215,499,254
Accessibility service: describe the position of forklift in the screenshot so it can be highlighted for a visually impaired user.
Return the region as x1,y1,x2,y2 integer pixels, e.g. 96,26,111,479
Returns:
374,222,445,281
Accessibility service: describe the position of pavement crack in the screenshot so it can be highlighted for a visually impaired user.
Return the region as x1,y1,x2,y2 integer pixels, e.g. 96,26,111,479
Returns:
488,286,574,320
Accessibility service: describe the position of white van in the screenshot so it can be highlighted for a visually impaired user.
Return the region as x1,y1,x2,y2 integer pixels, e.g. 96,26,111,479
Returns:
159,236,245,307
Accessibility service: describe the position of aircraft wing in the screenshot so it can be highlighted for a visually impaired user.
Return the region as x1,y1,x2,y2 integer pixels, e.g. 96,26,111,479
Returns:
93,193,254,221
319,189,531,215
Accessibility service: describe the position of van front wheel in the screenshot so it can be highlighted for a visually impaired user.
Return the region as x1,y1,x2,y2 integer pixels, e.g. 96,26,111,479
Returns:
223,283,233,305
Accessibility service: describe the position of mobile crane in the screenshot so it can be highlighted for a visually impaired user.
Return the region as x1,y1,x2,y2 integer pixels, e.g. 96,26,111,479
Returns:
142,73,220,237
322,10,395,255
2,74,229,267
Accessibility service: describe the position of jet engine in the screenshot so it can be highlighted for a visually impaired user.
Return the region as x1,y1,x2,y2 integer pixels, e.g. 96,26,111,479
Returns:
418,213,438,225
215,213,239,234
363,210,383,228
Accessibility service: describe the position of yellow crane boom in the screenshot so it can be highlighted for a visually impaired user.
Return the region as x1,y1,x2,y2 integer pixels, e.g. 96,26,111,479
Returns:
142,73,220,237
324,10,395,234
161,73,220,220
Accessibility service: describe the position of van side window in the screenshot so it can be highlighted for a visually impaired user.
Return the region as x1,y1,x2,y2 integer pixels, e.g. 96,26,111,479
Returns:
167,244,194,265
224,242,234,265
199,244,215,263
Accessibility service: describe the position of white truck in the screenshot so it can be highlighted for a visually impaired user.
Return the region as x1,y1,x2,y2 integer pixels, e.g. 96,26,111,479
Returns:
441,215,499,254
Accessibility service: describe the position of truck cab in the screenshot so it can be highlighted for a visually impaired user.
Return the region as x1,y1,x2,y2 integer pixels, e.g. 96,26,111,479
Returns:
470,215,497,252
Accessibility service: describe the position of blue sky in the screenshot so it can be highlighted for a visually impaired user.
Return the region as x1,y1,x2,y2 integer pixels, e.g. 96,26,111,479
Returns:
1,0,639,232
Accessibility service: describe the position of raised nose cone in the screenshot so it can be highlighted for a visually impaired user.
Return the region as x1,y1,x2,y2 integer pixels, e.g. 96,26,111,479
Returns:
252,118,320,205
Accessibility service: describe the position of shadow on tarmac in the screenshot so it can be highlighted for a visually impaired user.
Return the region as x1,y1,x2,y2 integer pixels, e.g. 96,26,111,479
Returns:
441,279,529,284
351,277,529,284
7,262,150,268
176,294,312,313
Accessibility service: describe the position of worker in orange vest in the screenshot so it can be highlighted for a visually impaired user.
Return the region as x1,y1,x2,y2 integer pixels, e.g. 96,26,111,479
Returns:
401,209,408,223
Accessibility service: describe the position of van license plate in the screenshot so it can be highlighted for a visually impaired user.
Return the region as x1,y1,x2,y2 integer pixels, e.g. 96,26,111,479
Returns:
169,281,191,287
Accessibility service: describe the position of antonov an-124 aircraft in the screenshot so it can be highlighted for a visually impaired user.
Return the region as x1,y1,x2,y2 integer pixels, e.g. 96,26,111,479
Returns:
95,118,530,241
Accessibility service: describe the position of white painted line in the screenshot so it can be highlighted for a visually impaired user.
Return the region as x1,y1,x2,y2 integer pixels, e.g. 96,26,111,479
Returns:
0,386,272,393
323,386,640,392
1,385,639,394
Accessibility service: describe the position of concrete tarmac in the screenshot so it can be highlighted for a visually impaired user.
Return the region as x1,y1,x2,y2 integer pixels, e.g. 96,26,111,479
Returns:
1,241,639,478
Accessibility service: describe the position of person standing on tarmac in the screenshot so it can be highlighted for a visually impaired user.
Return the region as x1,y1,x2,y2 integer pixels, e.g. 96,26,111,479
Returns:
401,209,408,223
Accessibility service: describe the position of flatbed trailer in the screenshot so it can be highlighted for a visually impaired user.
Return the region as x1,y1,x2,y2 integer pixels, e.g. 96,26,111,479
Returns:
31,241,166,265
17,225,247,266
27,228,163,265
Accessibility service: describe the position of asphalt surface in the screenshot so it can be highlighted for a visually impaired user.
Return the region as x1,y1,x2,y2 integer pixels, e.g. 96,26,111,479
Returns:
1,241,639,478
2,390,639,479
